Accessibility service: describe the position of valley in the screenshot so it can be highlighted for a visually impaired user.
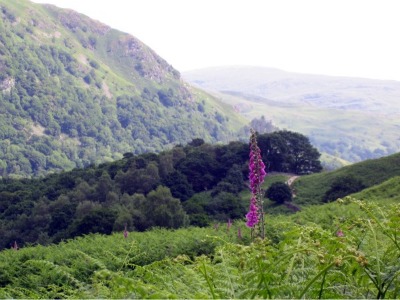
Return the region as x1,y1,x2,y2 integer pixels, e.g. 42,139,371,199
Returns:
0,1,399,298
184,66,400,165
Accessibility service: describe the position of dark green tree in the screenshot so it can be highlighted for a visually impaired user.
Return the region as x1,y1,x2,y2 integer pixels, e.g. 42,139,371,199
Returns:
323,175,366,202
162,170,194,201
48,195,75,237
70,208,116,237
265,182,293,204
116,162,160,195
205,192,247,220
143,186,188,229
95,171,113,202
183,192,212,227
258,130,322,174
177,145,220,192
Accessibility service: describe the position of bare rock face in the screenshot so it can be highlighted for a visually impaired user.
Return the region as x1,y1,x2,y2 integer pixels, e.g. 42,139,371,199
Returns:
47,6,111,36
118,36,180,83
0,77,15,93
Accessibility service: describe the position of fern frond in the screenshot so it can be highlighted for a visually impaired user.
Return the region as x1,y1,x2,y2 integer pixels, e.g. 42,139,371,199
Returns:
1,286,41,298
24,259,82,288
74,250,107,270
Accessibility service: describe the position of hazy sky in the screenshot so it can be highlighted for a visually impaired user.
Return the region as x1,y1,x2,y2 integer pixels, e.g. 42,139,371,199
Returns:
32,0,400,81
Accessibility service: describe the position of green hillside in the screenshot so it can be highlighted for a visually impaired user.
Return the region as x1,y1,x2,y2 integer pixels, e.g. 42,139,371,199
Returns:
1,124,399,297
0,0,246,178
293,151,400,205
351,176,400,203
183,66,400,164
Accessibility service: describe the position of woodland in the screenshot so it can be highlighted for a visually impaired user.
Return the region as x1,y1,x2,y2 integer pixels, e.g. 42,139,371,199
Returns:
0,0,247,178
0,130,322,250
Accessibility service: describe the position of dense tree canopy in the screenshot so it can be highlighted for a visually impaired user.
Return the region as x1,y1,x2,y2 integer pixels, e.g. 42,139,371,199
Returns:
0,130,322,249
258,130,322,174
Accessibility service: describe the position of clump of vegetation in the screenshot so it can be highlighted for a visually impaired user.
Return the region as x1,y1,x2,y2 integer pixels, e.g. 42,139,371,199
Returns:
323,174,365,202
265,181,293,204
1,198,399,299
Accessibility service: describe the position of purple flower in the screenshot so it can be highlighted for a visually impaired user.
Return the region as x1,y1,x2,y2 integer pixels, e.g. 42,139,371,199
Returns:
246,196,259,227
245,129,267,238
12,241,18,250
336,229,344,237
227,219,232,231
123,224,128,239
249,137,267,195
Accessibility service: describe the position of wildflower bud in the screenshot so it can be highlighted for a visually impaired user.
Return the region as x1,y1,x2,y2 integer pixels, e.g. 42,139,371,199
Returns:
334,256,343,267
227,219,232,231
12,241,19,251
123,224,128,239
237,227,242,239
356,255,368,267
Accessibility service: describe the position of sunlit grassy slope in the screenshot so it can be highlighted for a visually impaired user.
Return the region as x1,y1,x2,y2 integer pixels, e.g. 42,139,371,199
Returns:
293,151,400,205
351,176,400,203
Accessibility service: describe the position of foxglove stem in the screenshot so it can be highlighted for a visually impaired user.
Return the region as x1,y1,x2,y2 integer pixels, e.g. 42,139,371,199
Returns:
246,129,267,239
227,219,232,231
123,224,128,239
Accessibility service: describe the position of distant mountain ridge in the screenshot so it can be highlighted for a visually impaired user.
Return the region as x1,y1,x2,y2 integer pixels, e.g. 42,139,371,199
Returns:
0,0,246,177
183,66,400,164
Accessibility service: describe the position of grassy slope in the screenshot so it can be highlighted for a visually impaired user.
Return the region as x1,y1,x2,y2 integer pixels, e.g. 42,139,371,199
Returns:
293,151,400,205
351,175,400,203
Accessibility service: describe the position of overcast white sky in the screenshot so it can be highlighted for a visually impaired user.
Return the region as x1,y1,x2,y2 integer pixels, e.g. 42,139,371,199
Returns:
32,0,400,81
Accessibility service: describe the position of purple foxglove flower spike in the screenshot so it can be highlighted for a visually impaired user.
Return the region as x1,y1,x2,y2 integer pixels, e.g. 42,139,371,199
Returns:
245,129,267,238
123,224,128,239
227,219,232,231
246,196,259,227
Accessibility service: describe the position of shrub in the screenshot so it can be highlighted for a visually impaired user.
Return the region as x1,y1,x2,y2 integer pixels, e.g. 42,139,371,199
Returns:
265,182,292,204
323,175,365,202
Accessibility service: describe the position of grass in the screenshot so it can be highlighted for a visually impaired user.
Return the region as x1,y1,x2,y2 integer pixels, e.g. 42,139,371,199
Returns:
293,152,400,205
351,176,400,203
